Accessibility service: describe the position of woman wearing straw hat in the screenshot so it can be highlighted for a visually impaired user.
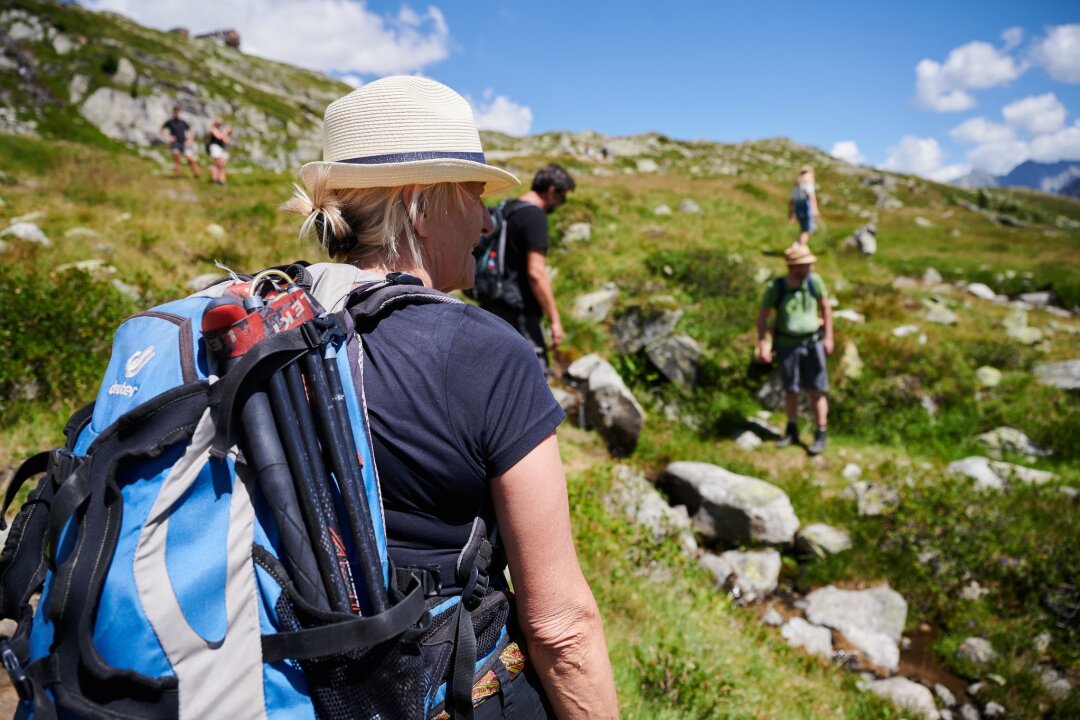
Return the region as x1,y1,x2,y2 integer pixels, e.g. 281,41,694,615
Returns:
283,76,617,720
788,165,820,247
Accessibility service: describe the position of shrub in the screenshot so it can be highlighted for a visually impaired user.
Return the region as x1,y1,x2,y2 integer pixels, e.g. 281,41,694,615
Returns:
0,266,136,421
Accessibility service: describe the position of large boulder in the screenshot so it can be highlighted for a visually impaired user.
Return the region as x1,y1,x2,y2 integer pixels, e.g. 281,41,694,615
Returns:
605,465,695,554
803,585,907,672
662,461,800,546
580,357,645,457
611,307,683,353
699,549,781,602
646,334,703,389
868,678,939,720
1033,359,1080,390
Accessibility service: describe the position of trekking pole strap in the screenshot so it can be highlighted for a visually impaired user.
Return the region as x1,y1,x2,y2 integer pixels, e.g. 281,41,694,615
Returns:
209,325,323,458
0,451,51,529
260,576,429,662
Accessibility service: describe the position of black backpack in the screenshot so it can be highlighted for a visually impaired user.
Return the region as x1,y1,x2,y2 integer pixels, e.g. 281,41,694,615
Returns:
466,201,526,310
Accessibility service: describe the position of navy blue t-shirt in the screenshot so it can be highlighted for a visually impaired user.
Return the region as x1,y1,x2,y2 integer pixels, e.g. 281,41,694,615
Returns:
354,300,564,592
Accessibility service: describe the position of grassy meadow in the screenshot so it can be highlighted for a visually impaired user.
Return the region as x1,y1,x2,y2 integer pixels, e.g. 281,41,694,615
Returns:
1,123,1079,719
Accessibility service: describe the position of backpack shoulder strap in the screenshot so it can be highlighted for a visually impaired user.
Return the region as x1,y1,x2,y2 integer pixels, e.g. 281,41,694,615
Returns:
807,273,821,300
772,277,788,310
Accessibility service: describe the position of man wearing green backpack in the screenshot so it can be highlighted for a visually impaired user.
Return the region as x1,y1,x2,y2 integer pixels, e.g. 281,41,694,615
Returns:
755,245,834,455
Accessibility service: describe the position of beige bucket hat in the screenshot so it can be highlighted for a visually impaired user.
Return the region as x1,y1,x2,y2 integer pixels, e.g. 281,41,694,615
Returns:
300,76,519,195
784,245,817,265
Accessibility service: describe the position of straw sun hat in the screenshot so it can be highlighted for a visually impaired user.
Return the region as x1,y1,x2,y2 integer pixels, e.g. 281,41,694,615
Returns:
300,76,519,195
784,245,817,265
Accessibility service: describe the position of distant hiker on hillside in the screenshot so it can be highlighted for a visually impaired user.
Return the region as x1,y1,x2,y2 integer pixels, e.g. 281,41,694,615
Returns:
788,164,820,246
477,163,575,369
207,117,232,186
283,77,617,718
755,245,834,455
159,105,199,179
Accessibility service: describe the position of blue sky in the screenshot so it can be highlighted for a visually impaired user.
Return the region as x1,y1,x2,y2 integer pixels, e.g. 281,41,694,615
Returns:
82,1,1080,180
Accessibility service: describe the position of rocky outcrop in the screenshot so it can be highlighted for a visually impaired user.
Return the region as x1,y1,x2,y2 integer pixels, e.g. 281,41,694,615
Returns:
842,223,877,255
611,307,683,353
662,462,800,546
795,524,852,558
975,426,1050,459
947,456,1057,491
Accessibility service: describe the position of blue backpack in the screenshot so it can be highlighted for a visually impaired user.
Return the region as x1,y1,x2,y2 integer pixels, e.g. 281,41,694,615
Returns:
0,263,513,720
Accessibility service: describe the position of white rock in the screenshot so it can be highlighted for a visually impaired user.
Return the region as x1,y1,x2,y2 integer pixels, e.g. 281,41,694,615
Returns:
959,580,990,601
563,222,591,244
975,426,1050,459
734,431,762,451
0,222,50,246
869,677,939,720
112,57,137,87
958,704,980,720
1033,359,1080,390
915,216,934,227
934,682,956,707
957,637,997,665
967,283,996,301
1007,325,1043,344
923,267,944,285
605,465,693,544
803,585,907,672
795,524,852,558
834,309,866,323
653,204,672,216
781,617,833,658
677,198,701,214
566,353,606,382
571,284,618,323
947,457,1005,491
1033,632,1052,652
893,324,921,337
842,463,862,480
699,549,781,602
762,607,784,626
975,366,1002,389
983,702,1004,718
206,223,227,239
52,32,74,55
636,158,659,173
925,303,959,325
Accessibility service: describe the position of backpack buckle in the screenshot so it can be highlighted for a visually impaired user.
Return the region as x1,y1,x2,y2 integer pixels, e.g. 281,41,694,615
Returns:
1,640,32,701
460,563,490,612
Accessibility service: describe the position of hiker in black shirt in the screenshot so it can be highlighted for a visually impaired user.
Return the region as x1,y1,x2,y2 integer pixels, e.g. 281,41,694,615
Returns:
480,164,575,369
159,105,199,178
283,77,617,719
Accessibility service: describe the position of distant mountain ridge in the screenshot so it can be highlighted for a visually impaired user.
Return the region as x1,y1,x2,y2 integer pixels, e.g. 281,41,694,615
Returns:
954,160,1080,196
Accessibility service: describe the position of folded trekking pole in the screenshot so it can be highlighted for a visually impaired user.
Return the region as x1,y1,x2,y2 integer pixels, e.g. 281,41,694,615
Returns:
203,270,387,616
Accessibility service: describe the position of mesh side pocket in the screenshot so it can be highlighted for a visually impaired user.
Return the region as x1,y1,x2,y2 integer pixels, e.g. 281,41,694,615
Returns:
275,591,426,720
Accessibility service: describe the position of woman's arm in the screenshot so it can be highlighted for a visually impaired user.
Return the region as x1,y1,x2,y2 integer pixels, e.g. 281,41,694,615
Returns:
491,432,618,719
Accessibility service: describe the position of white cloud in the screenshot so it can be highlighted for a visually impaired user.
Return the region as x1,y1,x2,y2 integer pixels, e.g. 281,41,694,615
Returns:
1029,122,1080,163
470,90,532,136
882,135,946,176
1002,93,1067,135
966,139,1032,175
1031,24,1080,83
829,140,865,165
81,0,451,76
950,117,1015,145
338,74,364,89
1001,26,1024,51
879,135,970,181
915,40,1024,112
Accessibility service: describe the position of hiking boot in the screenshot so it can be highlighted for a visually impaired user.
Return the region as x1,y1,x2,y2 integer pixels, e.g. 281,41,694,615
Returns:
808,432,826,456
775,433,799,448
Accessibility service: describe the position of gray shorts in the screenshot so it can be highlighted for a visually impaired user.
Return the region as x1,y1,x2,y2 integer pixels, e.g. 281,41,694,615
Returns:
777,340,828,394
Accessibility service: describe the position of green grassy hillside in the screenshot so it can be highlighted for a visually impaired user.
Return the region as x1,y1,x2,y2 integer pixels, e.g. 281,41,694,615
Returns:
1,2,1079,718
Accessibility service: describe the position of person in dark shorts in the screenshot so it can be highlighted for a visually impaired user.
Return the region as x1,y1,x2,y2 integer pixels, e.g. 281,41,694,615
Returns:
787,164,819,247
282,76,618,719
479,164,575,369
755,245,834,455
207,117,232,185
159,105,199,178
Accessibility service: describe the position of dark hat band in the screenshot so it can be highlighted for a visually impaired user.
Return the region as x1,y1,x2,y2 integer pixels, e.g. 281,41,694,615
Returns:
337,150,487,165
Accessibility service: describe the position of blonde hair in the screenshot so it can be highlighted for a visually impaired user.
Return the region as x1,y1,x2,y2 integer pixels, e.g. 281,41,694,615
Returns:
797,165,815,185
281,165,469,273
